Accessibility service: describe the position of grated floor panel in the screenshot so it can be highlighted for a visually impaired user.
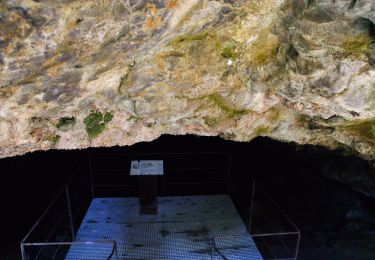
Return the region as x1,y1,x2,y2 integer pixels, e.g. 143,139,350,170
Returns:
66,195,263,259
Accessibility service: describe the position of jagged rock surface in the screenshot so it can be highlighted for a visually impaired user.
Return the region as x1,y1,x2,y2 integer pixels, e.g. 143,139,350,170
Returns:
0,0,374,159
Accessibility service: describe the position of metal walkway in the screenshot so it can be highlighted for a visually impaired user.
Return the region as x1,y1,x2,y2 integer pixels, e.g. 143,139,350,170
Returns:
66,195,263,259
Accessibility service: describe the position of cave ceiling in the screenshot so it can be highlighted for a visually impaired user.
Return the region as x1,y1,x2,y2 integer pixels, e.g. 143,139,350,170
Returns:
0,0,374,159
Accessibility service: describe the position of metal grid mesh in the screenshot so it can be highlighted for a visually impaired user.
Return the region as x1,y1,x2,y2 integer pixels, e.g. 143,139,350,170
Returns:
67,195,263,259
213,236,264,260
64,242,117,260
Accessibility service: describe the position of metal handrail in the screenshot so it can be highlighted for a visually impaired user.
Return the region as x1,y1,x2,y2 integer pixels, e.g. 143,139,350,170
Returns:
21,161,86,244
90,151,231,156
250,182,300,233
21,152,300,260
209,235,260,260
20,161,92,260
248,181,301,260
21,240,119,260
89,152,232,198
92,166,231,172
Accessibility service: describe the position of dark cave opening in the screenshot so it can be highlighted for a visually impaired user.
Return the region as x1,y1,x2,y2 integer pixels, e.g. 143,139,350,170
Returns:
1,135,375,260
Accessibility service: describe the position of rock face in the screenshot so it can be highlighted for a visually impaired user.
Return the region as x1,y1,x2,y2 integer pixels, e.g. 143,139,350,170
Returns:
0,0,374,159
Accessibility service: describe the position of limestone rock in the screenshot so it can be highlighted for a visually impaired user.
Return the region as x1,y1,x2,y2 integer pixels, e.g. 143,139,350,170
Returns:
0,0,374,159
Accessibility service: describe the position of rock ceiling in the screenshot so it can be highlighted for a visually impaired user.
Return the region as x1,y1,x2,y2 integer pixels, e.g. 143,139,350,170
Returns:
0,0,374,159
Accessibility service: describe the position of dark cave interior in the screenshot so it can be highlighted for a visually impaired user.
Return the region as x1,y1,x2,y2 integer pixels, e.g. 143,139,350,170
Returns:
1,135,375,260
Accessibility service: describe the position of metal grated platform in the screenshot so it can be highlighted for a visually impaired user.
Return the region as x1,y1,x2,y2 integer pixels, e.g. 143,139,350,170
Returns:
66,195,263,259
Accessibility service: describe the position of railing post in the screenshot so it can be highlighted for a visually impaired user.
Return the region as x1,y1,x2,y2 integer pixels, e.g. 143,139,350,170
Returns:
248,181,256,233
20,243,27,260
162,153,165,197
227,152,232,195
65,186,75,241
88,154,95,199
295,232,301,260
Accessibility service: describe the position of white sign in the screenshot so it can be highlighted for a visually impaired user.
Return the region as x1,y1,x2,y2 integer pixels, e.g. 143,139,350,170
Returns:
130,160,164,176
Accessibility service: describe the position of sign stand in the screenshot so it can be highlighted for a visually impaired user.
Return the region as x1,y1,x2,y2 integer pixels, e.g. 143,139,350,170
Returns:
130,160,164,215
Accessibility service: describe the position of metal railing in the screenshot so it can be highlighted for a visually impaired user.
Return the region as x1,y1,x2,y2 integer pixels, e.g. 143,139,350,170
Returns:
20,161,119,260
210,235,263,260
248,182,300,260
20,152,300,260
20,152,232,260
88,152,232,197
21,241,118,260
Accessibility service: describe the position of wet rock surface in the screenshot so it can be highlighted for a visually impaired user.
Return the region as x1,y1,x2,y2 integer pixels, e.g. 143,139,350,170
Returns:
0,0,374,159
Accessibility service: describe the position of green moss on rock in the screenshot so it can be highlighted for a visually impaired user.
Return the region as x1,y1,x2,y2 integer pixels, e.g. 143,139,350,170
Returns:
169,31,222,53
297,114,313,126
84,111,113,138
45,135,60,145
340,34,371,58
56,117,76,130
203,93,248,118
347,120,375,143
251,31,280,65
170,32,210,46
204,117,219,127
254,125,270,136
103,113,113,123
221,43,236,59
365,121,375,140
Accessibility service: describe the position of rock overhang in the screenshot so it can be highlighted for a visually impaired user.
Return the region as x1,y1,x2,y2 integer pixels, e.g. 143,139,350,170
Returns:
0,0,374,159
